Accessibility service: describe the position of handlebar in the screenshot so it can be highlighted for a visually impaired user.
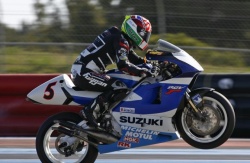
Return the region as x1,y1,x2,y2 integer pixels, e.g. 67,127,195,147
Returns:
157,61,182,80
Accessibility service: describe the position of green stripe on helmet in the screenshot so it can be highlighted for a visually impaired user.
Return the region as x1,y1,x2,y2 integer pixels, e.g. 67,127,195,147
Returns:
126,25,142,45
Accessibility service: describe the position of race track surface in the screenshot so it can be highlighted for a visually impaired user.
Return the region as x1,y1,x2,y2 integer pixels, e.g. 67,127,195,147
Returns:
0,138,250,163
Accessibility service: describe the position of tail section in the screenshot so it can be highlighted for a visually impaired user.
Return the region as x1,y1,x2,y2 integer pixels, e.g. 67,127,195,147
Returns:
27,74,101,106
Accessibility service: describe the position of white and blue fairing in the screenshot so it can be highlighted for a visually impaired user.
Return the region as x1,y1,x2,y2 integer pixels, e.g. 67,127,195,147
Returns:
27,39,205,154
106,39,204,114
148,39,203,74
98,40,204,153
27,40,203,113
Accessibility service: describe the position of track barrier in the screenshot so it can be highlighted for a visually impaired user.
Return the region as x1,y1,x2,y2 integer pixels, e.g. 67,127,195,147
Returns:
0,74,249,137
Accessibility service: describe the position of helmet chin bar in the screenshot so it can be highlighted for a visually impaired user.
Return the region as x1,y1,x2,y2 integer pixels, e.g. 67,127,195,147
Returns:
138,41,148,50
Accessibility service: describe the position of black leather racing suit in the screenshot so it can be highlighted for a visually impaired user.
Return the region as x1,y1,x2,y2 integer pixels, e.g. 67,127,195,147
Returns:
71,26,150,127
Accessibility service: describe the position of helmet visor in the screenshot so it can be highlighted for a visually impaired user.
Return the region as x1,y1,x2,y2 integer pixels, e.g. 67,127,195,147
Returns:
137,30,151,50
143,31,151,43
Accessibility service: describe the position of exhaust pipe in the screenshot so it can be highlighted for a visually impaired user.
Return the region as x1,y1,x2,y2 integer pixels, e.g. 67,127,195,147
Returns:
54,120,120,144
52,126,98,147
57,126,74,136
83,128,119,144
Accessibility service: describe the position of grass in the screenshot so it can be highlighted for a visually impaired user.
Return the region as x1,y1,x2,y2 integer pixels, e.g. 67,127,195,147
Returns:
0,47,76,73
0,46,250,74
202,65,250,73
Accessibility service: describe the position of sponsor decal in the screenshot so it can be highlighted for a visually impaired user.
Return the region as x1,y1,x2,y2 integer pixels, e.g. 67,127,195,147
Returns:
218,78,234,89
191,94,202,105
120,116,163,126
166,86,185,94
82,73,107,87
125,131,153,140
148,51,163,55
127,19,137,28
120,107,135,113
117,141,131,148
127,26,141,44
121,126,160,140
124,136,139,143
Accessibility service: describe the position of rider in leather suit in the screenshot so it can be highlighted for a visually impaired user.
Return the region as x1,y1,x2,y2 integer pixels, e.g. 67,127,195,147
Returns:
71,15,156,128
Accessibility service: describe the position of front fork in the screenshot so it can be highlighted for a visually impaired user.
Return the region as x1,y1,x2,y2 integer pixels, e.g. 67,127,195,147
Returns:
185,88,214,120
185,91,204,120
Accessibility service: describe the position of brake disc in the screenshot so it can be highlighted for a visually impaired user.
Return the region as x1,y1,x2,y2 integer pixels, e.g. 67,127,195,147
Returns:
189,104,222,136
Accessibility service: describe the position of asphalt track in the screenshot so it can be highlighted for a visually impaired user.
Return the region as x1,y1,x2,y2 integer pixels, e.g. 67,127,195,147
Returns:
1,138,250,163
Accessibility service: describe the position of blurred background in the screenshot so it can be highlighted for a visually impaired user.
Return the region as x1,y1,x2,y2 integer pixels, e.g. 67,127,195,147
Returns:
0,0,250,73
1,0,250,137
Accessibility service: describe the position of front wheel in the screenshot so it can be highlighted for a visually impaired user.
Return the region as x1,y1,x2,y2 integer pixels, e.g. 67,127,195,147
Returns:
176,91,235,149
36,112,98,163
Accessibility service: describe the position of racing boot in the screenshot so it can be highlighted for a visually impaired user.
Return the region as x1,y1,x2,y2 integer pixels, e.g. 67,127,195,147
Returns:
80,98,100,128
80,91,114,128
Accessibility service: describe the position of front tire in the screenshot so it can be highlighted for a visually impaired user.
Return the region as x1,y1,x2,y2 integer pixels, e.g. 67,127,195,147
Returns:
176,91,235,149
36,112,98,163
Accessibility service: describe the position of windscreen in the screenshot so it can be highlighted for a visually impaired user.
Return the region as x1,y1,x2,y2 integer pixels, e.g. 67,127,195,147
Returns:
155,39,181,53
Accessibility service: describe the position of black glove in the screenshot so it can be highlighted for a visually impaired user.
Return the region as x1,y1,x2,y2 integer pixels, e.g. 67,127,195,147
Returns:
139,66,160,78
139,68,152,77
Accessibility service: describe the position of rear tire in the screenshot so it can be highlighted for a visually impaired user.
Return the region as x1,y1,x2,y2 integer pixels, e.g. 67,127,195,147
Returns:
176,91,235,149
36,112,98,163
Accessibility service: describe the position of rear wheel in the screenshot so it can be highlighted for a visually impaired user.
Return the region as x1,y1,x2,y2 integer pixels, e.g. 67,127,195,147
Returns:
176,91,235,149
36,112,98,163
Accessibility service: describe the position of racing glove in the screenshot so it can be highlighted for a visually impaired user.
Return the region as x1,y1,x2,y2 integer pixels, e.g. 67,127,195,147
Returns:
139,68,151,77
139,66,160,78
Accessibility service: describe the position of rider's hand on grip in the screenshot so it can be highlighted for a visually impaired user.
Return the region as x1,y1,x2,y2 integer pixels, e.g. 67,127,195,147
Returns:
150,66,160,77
139,67,158,78
139,68,151,78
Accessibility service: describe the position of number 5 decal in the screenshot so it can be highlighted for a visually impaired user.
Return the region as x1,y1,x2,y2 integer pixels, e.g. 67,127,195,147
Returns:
43,82,57,100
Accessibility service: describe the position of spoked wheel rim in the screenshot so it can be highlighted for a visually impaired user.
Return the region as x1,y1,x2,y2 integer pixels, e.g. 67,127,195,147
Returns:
43,123,89,163
181,96,228,143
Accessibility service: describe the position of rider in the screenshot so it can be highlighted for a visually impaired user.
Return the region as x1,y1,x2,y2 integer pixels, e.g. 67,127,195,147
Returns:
71,15,157,128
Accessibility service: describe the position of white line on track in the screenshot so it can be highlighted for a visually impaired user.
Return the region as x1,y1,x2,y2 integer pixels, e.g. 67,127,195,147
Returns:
1,148,250,155
0,160,250,163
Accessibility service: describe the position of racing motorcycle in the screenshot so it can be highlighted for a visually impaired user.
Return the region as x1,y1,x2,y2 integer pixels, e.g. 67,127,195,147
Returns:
27,39,235,163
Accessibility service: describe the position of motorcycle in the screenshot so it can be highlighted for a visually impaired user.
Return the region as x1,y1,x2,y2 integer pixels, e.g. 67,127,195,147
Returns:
27,39,235,163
